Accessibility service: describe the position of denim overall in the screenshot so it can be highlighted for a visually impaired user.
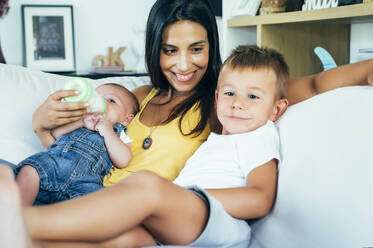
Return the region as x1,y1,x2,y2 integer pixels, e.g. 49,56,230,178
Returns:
15,123,127,205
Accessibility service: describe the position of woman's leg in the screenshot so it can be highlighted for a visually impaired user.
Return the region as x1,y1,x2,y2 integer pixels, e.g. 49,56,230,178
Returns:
39,226,156,248
16,165,40,206
0,164,32,248
24,170,208,245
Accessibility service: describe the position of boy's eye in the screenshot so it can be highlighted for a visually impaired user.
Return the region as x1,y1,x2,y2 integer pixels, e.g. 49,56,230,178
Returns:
108,99,116,103
224,92,234,96
249,94,258,99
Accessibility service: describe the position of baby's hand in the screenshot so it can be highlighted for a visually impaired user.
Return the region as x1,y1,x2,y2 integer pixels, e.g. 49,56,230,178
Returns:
95,117,113,137
82,113,101,131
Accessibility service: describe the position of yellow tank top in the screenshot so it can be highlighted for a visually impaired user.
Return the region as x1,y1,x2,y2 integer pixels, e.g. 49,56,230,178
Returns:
104,88,211,187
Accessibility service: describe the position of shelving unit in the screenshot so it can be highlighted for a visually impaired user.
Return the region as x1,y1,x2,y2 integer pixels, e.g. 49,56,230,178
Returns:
223,2,373,77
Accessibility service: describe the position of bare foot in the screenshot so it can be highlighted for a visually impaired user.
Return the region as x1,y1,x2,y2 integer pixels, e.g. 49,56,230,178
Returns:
0,164,31,248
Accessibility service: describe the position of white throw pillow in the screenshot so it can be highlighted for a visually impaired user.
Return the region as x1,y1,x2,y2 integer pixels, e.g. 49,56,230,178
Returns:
0,64,150,164
250,86,373,248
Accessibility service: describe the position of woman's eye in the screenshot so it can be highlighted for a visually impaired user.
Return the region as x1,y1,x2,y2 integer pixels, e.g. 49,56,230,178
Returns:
224,92,234,96
192,47,203,53
249,94,258,99
108,99,116,103
162,48,176,55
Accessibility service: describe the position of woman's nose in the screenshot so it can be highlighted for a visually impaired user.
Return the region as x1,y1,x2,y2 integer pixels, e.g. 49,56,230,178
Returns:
176,51,190,72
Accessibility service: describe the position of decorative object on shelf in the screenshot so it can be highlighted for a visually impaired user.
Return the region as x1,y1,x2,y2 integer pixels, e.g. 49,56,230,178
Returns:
314,46,337,71
0,0,10,64
231,0,262,17
129,25,147,73
286,0,304,11
260,0,287,15
21,5,76,72
92,46,127,67
339,0,362,5
302,0,338,10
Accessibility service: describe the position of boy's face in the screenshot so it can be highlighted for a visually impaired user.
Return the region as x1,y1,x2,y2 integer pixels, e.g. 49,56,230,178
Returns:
216,67,282,135
96,85,135,125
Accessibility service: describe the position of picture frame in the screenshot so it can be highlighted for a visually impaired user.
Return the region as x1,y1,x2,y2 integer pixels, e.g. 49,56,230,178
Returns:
231,0,262,17
22,5,76,72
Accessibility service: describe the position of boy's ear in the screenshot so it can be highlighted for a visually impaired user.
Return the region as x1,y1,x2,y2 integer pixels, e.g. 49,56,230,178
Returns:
121,114,134,125
270,98,288,121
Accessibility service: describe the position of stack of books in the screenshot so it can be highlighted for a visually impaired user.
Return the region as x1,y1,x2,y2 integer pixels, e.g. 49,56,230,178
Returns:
91,66,136,72
90,66,140,75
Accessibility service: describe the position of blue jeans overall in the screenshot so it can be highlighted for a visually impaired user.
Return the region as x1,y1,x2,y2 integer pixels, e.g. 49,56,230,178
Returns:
11,123,126,205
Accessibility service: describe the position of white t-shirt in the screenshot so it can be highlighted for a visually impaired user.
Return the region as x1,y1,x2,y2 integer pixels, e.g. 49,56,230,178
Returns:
174,121,280,189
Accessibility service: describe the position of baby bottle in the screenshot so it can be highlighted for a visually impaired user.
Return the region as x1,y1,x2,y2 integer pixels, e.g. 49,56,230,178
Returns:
63,78,107,115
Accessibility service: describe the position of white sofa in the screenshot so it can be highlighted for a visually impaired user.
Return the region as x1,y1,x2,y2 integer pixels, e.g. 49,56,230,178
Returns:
1,63,372,247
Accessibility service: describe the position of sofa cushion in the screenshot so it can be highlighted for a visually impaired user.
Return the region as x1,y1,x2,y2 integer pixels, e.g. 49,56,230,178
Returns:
0,64,150,164
250,86,373,247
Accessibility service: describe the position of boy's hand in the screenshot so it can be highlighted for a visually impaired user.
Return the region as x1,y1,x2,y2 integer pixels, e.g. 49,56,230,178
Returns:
95,117,113,137
82,113,100,131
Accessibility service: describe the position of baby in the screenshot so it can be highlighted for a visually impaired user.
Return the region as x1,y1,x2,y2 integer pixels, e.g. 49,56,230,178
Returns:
11,83,139,206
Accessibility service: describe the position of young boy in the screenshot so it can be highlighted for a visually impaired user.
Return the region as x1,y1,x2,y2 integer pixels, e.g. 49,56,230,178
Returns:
11,83,139,206
174,45,288,187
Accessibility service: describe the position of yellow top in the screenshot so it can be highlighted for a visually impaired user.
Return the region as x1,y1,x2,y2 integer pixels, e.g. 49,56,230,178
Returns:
104,88,211,186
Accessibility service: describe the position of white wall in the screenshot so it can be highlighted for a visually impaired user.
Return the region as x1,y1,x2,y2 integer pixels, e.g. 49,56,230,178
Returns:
0,0,156,71
350,23,373,63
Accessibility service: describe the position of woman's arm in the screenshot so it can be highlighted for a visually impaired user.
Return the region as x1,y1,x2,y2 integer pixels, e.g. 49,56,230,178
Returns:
32,89,89,147
287,59,373,105
206,159,278,219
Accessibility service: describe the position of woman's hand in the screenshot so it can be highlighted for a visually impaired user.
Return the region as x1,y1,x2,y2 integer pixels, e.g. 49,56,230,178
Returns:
32,89,89,134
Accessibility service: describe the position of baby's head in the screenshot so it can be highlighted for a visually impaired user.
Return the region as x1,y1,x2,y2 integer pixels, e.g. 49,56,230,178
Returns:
95,83,139,125
216,45,289,135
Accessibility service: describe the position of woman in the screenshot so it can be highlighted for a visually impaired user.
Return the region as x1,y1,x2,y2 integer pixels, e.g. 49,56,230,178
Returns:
1,0,373,247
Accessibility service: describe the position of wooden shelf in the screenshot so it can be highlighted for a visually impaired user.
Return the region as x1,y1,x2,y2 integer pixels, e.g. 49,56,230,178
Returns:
223,3,373,77
228,3,373,27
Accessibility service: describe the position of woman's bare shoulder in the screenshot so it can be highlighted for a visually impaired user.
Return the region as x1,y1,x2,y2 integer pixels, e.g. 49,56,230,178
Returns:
132,85,153,102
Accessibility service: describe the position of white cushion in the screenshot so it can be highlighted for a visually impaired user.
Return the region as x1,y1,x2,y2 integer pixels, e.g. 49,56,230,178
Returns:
250,86,373,248
0,64,150,164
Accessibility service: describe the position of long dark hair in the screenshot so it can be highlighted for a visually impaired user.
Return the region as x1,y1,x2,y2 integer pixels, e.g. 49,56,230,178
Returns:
145,0,222,137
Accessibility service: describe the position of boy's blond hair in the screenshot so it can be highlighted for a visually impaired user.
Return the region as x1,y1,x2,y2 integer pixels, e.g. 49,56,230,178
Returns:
222,45,289,99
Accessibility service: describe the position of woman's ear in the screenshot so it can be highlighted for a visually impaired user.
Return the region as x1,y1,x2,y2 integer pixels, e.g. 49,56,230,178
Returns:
270,98,289,121
215,90,219,101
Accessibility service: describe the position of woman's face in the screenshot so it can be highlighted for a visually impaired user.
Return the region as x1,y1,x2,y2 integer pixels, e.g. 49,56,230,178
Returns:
160,20,210,93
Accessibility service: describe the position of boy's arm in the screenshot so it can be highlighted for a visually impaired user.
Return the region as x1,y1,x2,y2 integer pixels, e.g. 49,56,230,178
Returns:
287,58,373,105
96,120,132,169
206,159,278,219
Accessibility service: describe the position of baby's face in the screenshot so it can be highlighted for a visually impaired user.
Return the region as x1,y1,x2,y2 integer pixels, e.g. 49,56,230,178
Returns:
95,84,134,125
216,67,278,135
